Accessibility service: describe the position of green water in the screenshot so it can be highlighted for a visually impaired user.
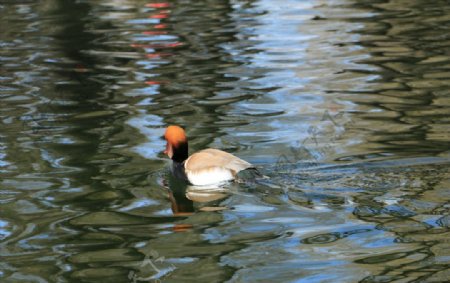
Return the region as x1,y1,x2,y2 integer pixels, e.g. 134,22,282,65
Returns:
0,0,449,282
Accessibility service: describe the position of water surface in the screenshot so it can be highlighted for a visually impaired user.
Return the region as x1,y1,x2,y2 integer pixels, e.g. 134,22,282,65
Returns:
1,0,449,282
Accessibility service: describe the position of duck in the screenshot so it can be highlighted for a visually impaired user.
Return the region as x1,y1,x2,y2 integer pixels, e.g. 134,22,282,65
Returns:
163,125,255,186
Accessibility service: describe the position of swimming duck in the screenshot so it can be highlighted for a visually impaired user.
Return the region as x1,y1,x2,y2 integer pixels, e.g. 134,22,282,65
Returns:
163,125,255,186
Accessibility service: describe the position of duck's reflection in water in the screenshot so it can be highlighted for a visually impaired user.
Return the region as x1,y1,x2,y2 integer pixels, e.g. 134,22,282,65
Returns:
165,173,229,219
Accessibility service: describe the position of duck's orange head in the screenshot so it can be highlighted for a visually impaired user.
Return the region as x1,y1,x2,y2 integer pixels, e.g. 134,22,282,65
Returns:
164,125,188,160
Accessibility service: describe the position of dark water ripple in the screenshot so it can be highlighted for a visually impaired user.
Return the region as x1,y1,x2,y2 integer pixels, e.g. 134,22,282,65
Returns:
1,0,450,282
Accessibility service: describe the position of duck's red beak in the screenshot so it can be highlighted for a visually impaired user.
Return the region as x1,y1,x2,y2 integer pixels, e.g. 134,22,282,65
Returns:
164,142,173,158
164,142,169,155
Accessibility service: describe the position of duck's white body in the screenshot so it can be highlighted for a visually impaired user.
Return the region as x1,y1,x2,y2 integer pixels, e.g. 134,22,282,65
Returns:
183,148,252,186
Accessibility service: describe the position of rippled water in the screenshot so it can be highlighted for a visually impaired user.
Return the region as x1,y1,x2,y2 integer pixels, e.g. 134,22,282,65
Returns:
1,0,449,282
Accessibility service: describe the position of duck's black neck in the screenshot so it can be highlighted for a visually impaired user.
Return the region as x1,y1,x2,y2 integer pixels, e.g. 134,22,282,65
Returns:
171,141,188,163
171,160,188,181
